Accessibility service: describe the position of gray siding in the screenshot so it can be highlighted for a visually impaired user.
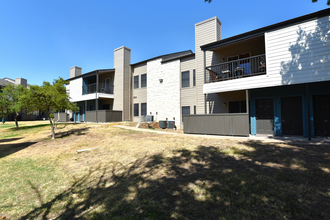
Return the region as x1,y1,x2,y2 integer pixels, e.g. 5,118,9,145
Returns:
54,113,67,122
195,17,221,114
183,113,249,136
85,110,122,122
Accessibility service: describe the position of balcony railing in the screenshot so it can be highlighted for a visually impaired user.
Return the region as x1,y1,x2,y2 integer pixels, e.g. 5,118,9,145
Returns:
82,83,114,95
206,54,266,83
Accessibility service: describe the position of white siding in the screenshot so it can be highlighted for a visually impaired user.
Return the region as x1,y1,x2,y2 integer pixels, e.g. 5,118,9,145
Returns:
204,15,330,94
69,78,83,102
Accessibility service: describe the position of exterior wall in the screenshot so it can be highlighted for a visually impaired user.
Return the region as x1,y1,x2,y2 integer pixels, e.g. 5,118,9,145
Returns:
113,46,131,121
180,56,197,121
132,63,148,122
195,17,221,114
250,81,330,137
69,78,83,102
207,90,246,114
147,58,181,127
204,15,330,94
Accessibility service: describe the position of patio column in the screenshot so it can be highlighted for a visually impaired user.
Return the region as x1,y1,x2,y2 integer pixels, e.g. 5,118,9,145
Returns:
246,89,249,115
306,83,311,140
85,100,87,122
204,50,207,114
96,71,99,123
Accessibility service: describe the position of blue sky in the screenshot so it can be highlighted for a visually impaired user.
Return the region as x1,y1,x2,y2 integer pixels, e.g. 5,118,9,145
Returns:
0,0,328,85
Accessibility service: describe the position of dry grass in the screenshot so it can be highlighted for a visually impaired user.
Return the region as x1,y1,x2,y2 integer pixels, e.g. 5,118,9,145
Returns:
0,121,330,219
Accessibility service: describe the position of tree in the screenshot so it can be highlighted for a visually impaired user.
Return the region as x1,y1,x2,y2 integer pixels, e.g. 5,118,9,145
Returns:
0,84,28,130
24,77,78,139
205,0,330,5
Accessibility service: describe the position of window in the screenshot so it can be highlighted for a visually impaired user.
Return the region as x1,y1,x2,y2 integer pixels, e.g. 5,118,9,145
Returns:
194,105,196,114
134,103,139,116
181,71,190,88
141,103,147,116
141,74,147,88
229,101,247,113
193,69,196,86
182,106,190,121
134,75,139,89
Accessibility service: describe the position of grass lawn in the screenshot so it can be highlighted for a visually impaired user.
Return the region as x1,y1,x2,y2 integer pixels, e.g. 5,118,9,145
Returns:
0,121,329,219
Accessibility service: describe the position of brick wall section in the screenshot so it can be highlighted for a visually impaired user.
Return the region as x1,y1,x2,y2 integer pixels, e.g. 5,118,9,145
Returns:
147,58,181,127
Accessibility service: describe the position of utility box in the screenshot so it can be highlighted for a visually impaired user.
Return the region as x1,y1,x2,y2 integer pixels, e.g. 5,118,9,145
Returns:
146,115,154,122
159,121,167,129
167,121,175,129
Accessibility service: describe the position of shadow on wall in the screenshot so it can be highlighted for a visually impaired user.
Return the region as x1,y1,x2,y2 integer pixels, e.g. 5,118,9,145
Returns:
19,143,330,219
280,16,330,85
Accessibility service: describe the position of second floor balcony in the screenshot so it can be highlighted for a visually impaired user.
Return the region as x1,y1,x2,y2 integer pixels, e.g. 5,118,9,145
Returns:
206,54,266,84
82,83,114,95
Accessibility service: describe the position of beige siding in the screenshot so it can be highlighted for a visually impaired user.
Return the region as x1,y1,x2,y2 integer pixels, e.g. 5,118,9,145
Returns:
204,15,330,94
180,56,197,121
123,47,131,121
195,17,221,114
113,46,131,121
132,63,147,122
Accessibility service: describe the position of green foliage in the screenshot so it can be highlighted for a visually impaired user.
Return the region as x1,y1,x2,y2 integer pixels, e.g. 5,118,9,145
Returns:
0,84,28,129
50,113,54,118
23,77,78,139
312,0,330,5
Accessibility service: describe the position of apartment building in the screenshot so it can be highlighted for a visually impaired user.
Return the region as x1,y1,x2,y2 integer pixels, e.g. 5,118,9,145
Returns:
67,8,330,137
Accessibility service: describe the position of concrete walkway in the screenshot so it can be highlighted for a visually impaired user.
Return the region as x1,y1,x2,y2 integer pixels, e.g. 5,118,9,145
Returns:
114,125,330,146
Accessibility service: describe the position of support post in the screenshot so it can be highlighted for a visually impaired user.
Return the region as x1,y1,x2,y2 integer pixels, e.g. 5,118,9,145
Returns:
246,89,249,115
85,100,87,122
203,51,206,84
306,83,311,140
96,71,99,123
204,94,207,114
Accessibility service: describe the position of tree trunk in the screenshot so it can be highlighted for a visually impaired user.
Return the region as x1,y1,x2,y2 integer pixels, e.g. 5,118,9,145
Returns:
14,112,19,130
47,109,55,139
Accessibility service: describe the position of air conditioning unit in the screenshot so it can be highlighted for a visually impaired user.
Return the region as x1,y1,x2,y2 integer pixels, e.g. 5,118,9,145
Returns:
159,121,167,129
140,116,146,122
167,121,175,129
146,115,154,122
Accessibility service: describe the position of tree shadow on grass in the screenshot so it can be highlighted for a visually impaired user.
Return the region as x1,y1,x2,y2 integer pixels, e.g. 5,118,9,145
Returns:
0,137,22,143
20,142,330,219
0,142,37,159
55,127,90,139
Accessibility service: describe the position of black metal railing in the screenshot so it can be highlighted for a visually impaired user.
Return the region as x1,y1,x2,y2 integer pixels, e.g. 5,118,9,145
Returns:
206,54,266,83
82,83,114,95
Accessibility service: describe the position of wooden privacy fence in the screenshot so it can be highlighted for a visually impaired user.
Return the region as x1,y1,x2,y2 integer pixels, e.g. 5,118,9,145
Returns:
183,113,249,136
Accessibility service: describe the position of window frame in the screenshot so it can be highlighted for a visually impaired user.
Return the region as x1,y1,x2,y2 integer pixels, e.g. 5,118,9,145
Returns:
134,75,139,89
181,71,190,88
193,69,196,87
141,103,147,116
141,74,147,88
134,103,139,116
182,106,190,122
